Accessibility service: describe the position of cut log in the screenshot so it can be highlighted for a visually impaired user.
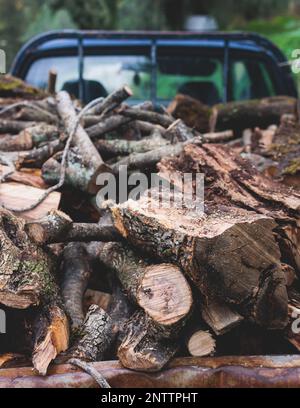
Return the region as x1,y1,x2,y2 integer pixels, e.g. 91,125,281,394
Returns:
56,91,107,194
0,182,61,220
96,241,192,328
61,243,92,330
88,85,133,116
25,209,121,245
186,330,216,357
69,305,114,362
117,310,179,372
213,96,297,134
25,210,72,245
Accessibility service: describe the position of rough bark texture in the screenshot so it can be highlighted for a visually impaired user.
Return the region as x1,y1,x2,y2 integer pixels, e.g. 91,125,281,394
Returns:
117,310,179,372
25,210,72,245
69,305,114,362
25,210,121,244
214,96,297,133
94,133,168,157
88,85,133,116
56,91,106,194
0,209,69,375
61,243,92,330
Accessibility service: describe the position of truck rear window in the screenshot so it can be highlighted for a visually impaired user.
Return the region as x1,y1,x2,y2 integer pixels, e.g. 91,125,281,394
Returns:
25,53,278,105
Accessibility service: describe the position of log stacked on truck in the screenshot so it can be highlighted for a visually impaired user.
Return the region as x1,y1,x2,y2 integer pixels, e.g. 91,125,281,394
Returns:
0,75,299,380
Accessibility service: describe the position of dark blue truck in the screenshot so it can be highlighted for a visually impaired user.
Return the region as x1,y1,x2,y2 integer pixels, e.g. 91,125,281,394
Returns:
10,30,297,105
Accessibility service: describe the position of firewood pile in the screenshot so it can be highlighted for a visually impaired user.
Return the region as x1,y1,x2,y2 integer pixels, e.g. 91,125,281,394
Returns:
0,75,299,383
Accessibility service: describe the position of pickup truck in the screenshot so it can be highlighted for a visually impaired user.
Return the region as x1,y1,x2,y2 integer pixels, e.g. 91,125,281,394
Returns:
10,30,297,105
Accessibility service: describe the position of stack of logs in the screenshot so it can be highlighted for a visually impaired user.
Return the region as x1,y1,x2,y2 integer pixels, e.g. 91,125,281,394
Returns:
0,75,299,378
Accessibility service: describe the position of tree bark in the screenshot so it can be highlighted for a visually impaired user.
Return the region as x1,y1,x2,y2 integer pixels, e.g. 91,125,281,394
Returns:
87,85,133,116
69,305,114,362
120,107,174,128
25,210,121,245
213,96,297,134
117,310,179,372
56,91,107,194
61,243,92,330
86,115,131,139
0,208,69,375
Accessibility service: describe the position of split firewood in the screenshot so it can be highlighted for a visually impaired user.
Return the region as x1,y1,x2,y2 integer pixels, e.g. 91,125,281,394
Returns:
0,182,61,220
25,209,121,245
69,305,114,362
0,165,47,188
117,310,179,372
95,241,192,328
61,243,92,330
186,329,216,357
201,297,244,335
0,209,69,374
111,143,300,329
32,304,69,375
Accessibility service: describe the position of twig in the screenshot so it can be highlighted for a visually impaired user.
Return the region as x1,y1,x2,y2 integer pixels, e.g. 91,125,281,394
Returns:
0,101,54,118
69,358,111,388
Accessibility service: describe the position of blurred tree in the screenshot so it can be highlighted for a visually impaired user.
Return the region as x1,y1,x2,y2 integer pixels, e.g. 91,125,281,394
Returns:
0,0,26,67
50,0,119,29
22,4,77,42
118,0,167,30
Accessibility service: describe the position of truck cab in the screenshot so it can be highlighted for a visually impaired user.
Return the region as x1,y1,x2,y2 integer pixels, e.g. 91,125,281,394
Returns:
10,30,297,105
